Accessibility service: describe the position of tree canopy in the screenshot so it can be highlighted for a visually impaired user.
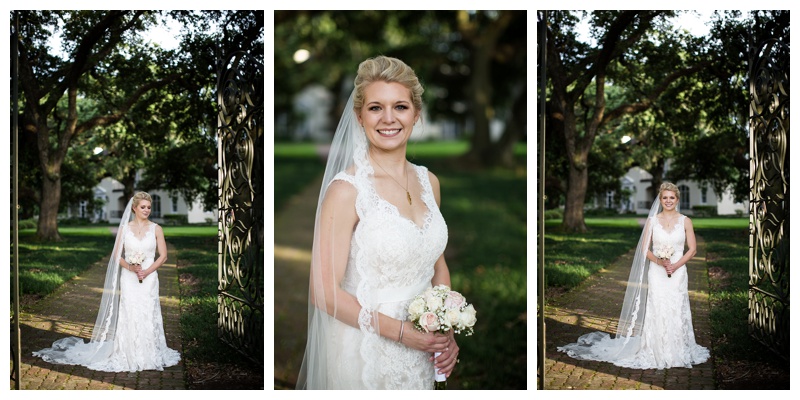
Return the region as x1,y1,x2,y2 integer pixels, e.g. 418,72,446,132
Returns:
12,10,263,241
540,10,767,232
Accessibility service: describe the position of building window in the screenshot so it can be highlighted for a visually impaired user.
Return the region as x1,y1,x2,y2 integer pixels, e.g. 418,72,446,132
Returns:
79,201,87,218
679,185,690,210
172,196,179,213
152,194,162,218
701,188,708,204
606,191,614,208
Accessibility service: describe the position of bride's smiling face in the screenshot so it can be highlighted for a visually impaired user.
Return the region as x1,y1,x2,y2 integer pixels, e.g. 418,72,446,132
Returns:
356,81,419,151
133,200,152,219
660,190,678,211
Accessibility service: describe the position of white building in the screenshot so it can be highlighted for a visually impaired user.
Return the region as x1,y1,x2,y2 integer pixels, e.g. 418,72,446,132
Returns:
64,176,217,224
601,166,748,216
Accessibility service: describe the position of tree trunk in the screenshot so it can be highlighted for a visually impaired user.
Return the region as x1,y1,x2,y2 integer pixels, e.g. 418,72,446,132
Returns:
491,87,526,168
464,44,493,166
37,174,63,241
459,10,516,168
562,157,589,232
121,170,137,202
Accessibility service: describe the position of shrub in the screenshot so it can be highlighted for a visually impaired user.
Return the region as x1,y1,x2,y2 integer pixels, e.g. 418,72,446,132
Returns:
584,208,619,217
692,205,718,217
163,214,189,225
544,209,563,220
58,217,93,226
17,218,37,230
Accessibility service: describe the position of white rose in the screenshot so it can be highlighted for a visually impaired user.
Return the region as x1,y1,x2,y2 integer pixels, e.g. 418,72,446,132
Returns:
425,293,443,312
446,308,461,327
408,298,426,319
459,304,477,328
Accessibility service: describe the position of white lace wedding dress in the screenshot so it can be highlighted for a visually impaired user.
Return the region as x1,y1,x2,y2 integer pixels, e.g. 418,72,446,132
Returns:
33,222,181,372
558,214,709,369
324,162,448,389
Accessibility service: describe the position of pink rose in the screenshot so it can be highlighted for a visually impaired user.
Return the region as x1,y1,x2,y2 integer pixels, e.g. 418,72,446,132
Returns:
419,311,440,333
444,291,465,309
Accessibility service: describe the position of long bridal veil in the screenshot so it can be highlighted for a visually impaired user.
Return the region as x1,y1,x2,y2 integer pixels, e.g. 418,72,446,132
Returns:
33,197,134,365
296,88,364,389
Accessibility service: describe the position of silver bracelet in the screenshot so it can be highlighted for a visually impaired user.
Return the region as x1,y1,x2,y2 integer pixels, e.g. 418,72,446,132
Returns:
398,321,405,343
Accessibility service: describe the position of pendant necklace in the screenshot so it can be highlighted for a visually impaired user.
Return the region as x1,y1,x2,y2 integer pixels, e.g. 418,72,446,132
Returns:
371,154,411,205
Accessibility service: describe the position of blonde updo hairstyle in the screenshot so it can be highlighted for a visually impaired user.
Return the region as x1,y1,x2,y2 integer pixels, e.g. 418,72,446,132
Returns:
353,56,424,117
132,191,152,209
658,182,680,200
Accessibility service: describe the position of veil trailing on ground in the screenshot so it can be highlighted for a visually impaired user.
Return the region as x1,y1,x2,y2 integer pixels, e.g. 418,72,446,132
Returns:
33,197,134,365
296,88,366,389
558,196,675,361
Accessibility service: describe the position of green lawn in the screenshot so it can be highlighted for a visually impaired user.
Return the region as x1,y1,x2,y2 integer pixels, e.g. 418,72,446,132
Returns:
543,217,749,290
11,225,218,301
701,227,788,387
274,144,325,212
13,230,112,298
544,219,640,289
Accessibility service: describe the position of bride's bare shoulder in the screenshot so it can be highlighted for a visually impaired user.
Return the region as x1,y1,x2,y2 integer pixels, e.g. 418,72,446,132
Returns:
324,179,357,206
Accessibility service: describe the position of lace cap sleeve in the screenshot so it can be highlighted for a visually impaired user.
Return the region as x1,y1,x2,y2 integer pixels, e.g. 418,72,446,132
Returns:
330,171,355,186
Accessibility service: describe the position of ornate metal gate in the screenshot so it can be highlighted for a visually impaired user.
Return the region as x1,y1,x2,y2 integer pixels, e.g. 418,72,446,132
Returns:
748,15,789,359
217,49,264,363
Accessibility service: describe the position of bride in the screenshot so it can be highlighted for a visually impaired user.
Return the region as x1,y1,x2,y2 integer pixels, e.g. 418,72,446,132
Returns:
558,182,709,369
33,191,181,372
296,56,460,389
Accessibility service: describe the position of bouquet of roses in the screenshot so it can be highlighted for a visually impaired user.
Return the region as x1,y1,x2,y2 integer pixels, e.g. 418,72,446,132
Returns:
653,244,675,277
126,251,145,283
407,284,477,389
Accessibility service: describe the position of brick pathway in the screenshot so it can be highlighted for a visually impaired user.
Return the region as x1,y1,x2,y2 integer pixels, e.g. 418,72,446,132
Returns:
11,238,185,390
543,234,715,390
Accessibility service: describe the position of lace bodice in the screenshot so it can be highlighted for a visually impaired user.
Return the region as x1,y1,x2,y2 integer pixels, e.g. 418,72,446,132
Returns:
335,166,447,304
123,222,157,263
329,163,448,389
652,214,686,263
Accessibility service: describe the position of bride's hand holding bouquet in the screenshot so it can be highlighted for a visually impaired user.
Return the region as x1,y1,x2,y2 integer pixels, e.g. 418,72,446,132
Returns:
126,251,146,283
654,244,675,277
407,284,477,389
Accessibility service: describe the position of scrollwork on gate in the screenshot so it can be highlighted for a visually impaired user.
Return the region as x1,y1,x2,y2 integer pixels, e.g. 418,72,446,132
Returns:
217,49,264,363
748,32,789,360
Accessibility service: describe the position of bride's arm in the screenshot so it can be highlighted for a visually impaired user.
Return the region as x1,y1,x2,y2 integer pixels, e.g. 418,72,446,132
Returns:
312,180,362,328
140,225,168,279
642,219,662,266
425,170,459,377
315,180,449,355
669,217,697,273
429,171,451,287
